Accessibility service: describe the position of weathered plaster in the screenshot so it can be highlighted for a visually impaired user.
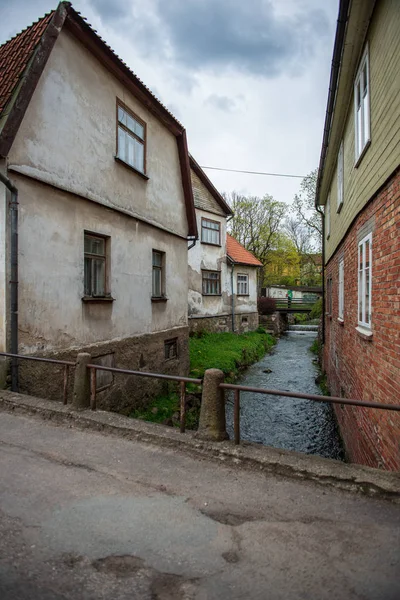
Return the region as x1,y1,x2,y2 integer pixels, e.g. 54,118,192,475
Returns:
7,28,188,239
14,175,188,353
0,159,8,351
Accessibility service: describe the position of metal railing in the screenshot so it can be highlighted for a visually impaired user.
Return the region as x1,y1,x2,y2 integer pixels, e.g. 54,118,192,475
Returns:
220,382,400,445
86,363,202,433
274,298,317,311
0,351,75,405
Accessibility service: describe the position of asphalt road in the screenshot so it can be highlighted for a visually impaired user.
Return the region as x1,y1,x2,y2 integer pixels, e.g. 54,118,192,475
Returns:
0,412,399,599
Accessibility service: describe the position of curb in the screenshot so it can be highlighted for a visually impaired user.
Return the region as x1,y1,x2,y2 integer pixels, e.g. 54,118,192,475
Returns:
1,390,399,502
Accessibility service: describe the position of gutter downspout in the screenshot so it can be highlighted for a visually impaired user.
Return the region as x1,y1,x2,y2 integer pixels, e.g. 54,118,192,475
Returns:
229,259,235,332
188,236,196,250
0,171,18,391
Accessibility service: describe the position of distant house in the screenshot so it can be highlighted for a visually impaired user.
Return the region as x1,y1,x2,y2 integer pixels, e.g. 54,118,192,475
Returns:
316,0,400,469
188,158,261,333
0,2,197,411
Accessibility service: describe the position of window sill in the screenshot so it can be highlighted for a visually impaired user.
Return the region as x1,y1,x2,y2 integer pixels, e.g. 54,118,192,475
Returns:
337,318,344,325
237,294,250,297
151,296,168,303
201,241,221,247
82,296,115,303
202,294,222,297
114,156,149,180
354,140,371,169
356,325,373,340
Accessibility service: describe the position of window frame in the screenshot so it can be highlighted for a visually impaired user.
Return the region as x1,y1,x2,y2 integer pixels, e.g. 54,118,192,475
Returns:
83,232,110,299
201,218,221,246
354,46,371,164
152,250,166,300
358,233,372,329
326,195,331,239
116,99,147,177
337,140,344,212
202,270,221,296
338,258,344,321
164,338,178,361
237,273,249,296
326,276,333,317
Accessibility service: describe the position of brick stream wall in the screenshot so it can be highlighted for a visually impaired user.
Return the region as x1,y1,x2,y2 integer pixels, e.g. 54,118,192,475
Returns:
323,168,400,470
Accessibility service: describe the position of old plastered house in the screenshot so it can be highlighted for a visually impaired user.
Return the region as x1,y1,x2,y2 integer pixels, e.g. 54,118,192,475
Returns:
0,2,197,410
316,0,400,469
188,157,261,333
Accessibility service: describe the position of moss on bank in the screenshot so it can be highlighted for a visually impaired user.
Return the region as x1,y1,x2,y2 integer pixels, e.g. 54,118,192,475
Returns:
131,330,276,429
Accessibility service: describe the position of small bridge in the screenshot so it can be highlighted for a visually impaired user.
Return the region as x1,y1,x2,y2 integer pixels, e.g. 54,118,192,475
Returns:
274,298,316,313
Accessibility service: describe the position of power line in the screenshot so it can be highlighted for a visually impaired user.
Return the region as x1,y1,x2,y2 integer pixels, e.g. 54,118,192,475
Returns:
200,165,306,179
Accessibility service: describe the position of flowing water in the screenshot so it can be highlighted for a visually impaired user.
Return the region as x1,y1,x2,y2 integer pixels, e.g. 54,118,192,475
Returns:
226,331,344,460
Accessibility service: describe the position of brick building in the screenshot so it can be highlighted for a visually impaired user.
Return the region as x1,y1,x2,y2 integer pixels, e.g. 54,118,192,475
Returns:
316,0,400,470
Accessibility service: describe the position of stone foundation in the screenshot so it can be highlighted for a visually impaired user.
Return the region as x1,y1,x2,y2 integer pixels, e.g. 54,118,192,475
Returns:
189,312,259,335
15,327,190,414
259,312,287,336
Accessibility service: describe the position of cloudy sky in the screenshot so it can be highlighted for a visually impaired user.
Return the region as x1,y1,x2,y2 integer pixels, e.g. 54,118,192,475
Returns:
0,0,339,205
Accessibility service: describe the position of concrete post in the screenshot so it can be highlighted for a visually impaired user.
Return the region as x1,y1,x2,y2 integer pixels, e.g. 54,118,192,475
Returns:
72,353,91,410
197,369,228,441
0,357,9,389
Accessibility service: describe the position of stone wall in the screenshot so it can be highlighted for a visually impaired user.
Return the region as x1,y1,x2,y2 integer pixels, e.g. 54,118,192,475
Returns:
259,312,287,336
189,312,259,335
323,169,400,470
15,327,190,415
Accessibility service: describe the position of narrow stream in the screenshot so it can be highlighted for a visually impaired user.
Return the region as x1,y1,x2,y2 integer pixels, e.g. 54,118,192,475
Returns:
226,331,344,460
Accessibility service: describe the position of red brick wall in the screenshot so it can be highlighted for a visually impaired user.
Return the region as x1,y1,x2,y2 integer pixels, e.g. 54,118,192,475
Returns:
323,169,400,471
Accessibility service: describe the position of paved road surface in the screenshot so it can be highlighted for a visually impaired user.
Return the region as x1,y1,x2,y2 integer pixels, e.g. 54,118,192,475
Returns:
0,412,399,599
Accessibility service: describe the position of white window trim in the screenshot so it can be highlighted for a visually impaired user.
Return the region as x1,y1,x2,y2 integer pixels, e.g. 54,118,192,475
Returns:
358,233,372,329
326,195,331,239
237,273,249,295
337,140,344,212
354,45,371,164
338,258,344,321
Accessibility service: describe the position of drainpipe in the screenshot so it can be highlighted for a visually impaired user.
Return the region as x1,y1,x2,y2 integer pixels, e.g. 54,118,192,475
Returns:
230,259,235,332
188,236,197,250
0,171,18,391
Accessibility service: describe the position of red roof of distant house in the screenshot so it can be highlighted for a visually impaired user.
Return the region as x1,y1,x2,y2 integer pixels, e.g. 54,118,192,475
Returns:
0,11,54,113
226,234,263,267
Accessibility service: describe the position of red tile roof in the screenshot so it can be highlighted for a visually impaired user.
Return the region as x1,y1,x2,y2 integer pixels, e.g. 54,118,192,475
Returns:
226,234,263,267
0,11,54,114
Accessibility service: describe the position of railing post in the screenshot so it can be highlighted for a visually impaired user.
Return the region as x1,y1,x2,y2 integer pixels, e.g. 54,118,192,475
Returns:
90,367,97,410
63,364,69,405
234,389,240,445
180,380,186,433
197,369,228,442
72,352,91,410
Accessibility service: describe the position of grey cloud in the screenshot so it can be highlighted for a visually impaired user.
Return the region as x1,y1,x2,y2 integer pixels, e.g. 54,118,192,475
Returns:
205,94,237,112
88,0,330,78
87,0,127,22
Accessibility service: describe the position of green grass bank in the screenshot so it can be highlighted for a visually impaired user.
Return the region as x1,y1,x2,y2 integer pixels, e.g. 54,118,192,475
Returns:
131,330,276,429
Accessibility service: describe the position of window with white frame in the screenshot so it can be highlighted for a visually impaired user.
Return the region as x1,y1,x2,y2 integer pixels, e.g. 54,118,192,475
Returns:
326,195,331,239
358,234,372,328
237,274,248,295
117,102,146,174
338,259,344,320
201,218,220,245
152,250,165,298
337,140,344,211
354,47,370,161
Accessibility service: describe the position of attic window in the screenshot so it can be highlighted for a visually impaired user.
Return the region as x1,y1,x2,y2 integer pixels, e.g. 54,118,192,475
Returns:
201,218,220,245
116,101,146,174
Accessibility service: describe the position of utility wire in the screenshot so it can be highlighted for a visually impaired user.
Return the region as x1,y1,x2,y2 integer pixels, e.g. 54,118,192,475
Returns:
200,165,306,179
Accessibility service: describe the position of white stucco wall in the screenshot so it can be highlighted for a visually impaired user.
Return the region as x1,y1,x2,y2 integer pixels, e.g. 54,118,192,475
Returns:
188,208,230,317
7,28,188,239
188,208,259,319
14,176,188,353
232,265,258,314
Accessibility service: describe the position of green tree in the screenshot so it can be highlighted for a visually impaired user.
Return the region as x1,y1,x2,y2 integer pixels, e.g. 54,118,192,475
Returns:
291,169,322,252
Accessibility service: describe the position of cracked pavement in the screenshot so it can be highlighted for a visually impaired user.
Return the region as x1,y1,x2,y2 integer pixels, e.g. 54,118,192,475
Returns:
0,412,399,599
